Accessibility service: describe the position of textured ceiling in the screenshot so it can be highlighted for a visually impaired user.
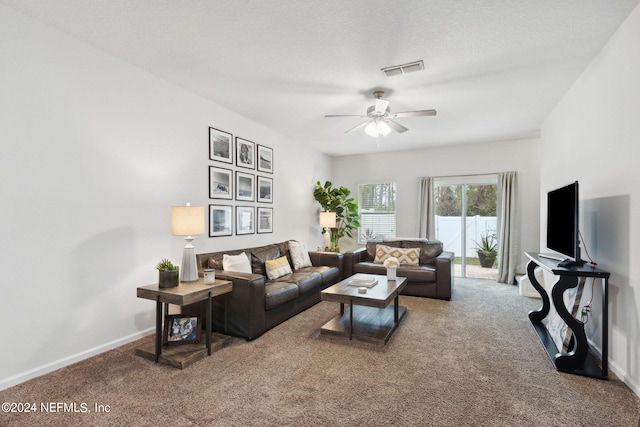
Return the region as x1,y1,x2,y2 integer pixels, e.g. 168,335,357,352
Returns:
3,0,639,156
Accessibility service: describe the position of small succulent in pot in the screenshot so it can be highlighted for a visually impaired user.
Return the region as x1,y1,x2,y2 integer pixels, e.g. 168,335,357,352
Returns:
157,259,179,288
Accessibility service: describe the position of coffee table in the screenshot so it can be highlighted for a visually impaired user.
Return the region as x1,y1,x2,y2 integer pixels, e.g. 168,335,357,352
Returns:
320,274,407,344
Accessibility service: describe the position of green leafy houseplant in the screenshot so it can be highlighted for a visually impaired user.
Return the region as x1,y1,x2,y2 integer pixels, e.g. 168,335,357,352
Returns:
474,232,497,268
157,259,179,288
313,181,360,251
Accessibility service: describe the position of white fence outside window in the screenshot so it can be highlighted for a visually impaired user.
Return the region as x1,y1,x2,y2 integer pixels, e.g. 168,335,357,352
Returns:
435,215,497,258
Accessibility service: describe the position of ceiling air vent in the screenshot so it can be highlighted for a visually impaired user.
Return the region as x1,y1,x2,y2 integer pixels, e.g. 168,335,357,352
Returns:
381,60,425,77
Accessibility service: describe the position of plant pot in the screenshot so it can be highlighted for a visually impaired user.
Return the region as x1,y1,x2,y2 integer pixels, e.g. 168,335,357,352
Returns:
159,269,179,288
477,251,496,268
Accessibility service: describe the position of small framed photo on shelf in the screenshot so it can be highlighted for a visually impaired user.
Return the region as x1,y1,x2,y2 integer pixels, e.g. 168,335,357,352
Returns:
257,176,273,203
236,137,255,169
209,166,233,199
164,315,201,345
236,171,255,202
209,127,233,164
257,207,273,234
209,205,233,237
257,145,273,173
236,206,255,235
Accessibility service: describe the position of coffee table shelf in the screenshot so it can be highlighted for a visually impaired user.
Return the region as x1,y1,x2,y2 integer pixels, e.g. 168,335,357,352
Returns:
321,304,407,344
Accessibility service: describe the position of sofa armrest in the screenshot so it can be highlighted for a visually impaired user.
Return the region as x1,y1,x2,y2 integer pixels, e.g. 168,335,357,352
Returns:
434,251,454,300
308,251,344,279
343,247,367,278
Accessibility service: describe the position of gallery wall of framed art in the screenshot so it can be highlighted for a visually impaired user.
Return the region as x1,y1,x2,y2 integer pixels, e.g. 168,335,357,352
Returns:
208,126,273,237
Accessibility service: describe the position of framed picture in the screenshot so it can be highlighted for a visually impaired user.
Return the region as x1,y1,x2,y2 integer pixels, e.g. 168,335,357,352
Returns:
236,206,255,235
236,171,255,201
236,137,255,169
257,207,273,234
209,166,233,199
257,176,273,203
209,205,233,237
164,315,201,345
257,145,273,173
209,127,233,163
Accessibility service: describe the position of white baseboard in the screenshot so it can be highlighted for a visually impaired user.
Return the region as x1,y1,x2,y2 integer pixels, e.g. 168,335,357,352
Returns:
0,327,154,392
588,337,640,398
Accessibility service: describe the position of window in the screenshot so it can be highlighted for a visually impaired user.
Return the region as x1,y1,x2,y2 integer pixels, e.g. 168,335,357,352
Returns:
358,182,396,243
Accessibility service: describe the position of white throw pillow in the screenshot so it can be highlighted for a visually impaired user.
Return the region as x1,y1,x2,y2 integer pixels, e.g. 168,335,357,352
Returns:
222,252,252,273
288,240,312,270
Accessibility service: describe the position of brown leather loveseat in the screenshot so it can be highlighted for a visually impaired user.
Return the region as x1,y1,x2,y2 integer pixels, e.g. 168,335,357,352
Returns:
344,239,454,300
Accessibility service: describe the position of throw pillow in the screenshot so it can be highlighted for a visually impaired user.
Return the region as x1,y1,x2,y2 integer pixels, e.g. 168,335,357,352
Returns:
222,252,252,273
373,244,420,266
288,240,312,270
265,256,293,280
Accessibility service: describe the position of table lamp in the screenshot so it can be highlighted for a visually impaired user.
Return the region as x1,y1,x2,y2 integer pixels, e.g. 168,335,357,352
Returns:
319,211,336,250
171,203,205,282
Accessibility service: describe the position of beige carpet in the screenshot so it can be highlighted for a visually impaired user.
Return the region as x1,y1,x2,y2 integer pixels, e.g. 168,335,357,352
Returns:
1,278,639,426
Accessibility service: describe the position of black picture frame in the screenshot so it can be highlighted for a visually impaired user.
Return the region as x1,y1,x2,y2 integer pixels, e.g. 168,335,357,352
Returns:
257,207,273,234
257,175,273,203
209,127,233,164
236,137,255,169
236,171,255,202
209,166,233,200
209,204,233,237
257,144,273,173
236,206,255,235
164,314,201,345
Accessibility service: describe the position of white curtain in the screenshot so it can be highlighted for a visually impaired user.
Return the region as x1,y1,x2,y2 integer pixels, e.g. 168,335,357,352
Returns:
496,171,519,284
417,177,435,240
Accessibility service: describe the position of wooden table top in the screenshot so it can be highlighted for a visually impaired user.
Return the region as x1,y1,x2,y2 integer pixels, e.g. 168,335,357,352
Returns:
321,274,407,309
137,278,233,306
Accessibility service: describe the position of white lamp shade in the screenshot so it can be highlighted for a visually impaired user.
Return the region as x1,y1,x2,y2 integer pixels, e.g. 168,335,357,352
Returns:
319,211,336,228
364,122,378,137
171,206,205,236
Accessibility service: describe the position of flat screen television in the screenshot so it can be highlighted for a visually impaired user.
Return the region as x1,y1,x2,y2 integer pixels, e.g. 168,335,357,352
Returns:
546,181,584,267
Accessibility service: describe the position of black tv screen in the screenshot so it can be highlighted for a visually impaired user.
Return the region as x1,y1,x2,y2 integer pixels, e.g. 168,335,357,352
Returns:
546,181,579,261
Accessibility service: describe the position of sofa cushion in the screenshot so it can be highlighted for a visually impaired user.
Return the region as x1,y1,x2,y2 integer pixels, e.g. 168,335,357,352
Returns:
251,244,281,275
288,240,312,269
373,244,420,266
366,240,401,262
296,266,340,286
265,256,293,280
277,272,323,294
264,281,300,310
353,262,436,283
401,240,443,264
222,252,252,273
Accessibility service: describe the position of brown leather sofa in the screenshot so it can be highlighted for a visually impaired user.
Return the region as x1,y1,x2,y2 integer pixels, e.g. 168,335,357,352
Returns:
344,239,454,300
186,241,343,340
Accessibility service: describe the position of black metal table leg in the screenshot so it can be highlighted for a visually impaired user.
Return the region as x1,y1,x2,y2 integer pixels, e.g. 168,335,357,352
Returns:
155,296,162,363
206,291,212,355
394,293,399,324
349,301,353,340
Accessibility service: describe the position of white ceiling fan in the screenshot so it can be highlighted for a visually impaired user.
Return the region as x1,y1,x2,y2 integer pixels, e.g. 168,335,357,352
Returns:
325,90,437,137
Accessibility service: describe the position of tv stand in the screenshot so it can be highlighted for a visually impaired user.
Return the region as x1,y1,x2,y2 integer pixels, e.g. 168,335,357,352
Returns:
524,252,610,379
557,258,586,268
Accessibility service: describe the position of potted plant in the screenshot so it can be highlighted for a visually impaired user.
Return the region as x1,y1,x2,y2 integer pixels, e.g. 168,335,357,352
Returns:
157,258,179,288
313,181,360,251
474,232,497,268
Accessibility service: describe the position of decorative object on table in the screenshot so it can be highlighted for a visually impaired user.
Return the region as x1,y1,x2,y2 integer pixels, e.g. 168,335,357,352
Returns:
172,203,205,282
236,206,255,235
236,137,255,169
257,207,273,233
358,287,367,294
257,175,273,203
384,256,400,281
474,231,497,268
209,166,233,199
257,144,273,173
203,268,216,284
313,181,360,251
156,258,179,288
319,211,336,251
164,314,201,345
235,171,255,201
209,204,233,237
209,127,233,164
347,274,378,288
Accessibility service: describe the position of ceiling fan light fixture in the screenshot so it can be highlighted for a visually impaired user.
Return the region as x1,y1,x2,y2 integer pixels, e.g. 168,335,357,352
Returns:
377,121,391,136
364,120,392,138
364,122,379,137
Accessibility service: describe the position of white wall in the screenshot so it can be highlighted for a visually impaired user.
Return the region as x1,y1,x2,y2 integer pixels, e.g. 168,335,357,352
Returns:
331,138,541,271
540,4,640,396
0,5,330,390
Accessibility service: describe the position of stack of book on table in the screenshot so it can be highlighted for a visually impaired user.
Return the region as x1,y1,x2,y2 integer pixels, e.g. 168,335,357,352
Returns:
347,275,378,288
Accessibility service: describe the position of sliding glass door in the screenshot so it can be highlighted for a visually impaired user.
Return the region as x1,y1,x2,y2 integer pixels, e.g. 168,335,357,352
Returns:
434,176,498,279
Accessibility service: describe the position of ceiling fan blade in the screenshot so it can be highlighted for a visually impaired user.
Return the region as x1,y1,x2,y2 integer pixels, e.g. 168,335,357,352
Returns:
325,114,368,118
374,98,390,114
345,120,371,133
386,119,409,133
392,109,437,118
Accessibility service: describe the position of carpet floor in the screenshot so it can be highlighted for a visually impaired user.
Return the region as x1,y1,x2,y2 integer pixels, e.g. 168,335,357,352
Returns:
1,278,639,426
